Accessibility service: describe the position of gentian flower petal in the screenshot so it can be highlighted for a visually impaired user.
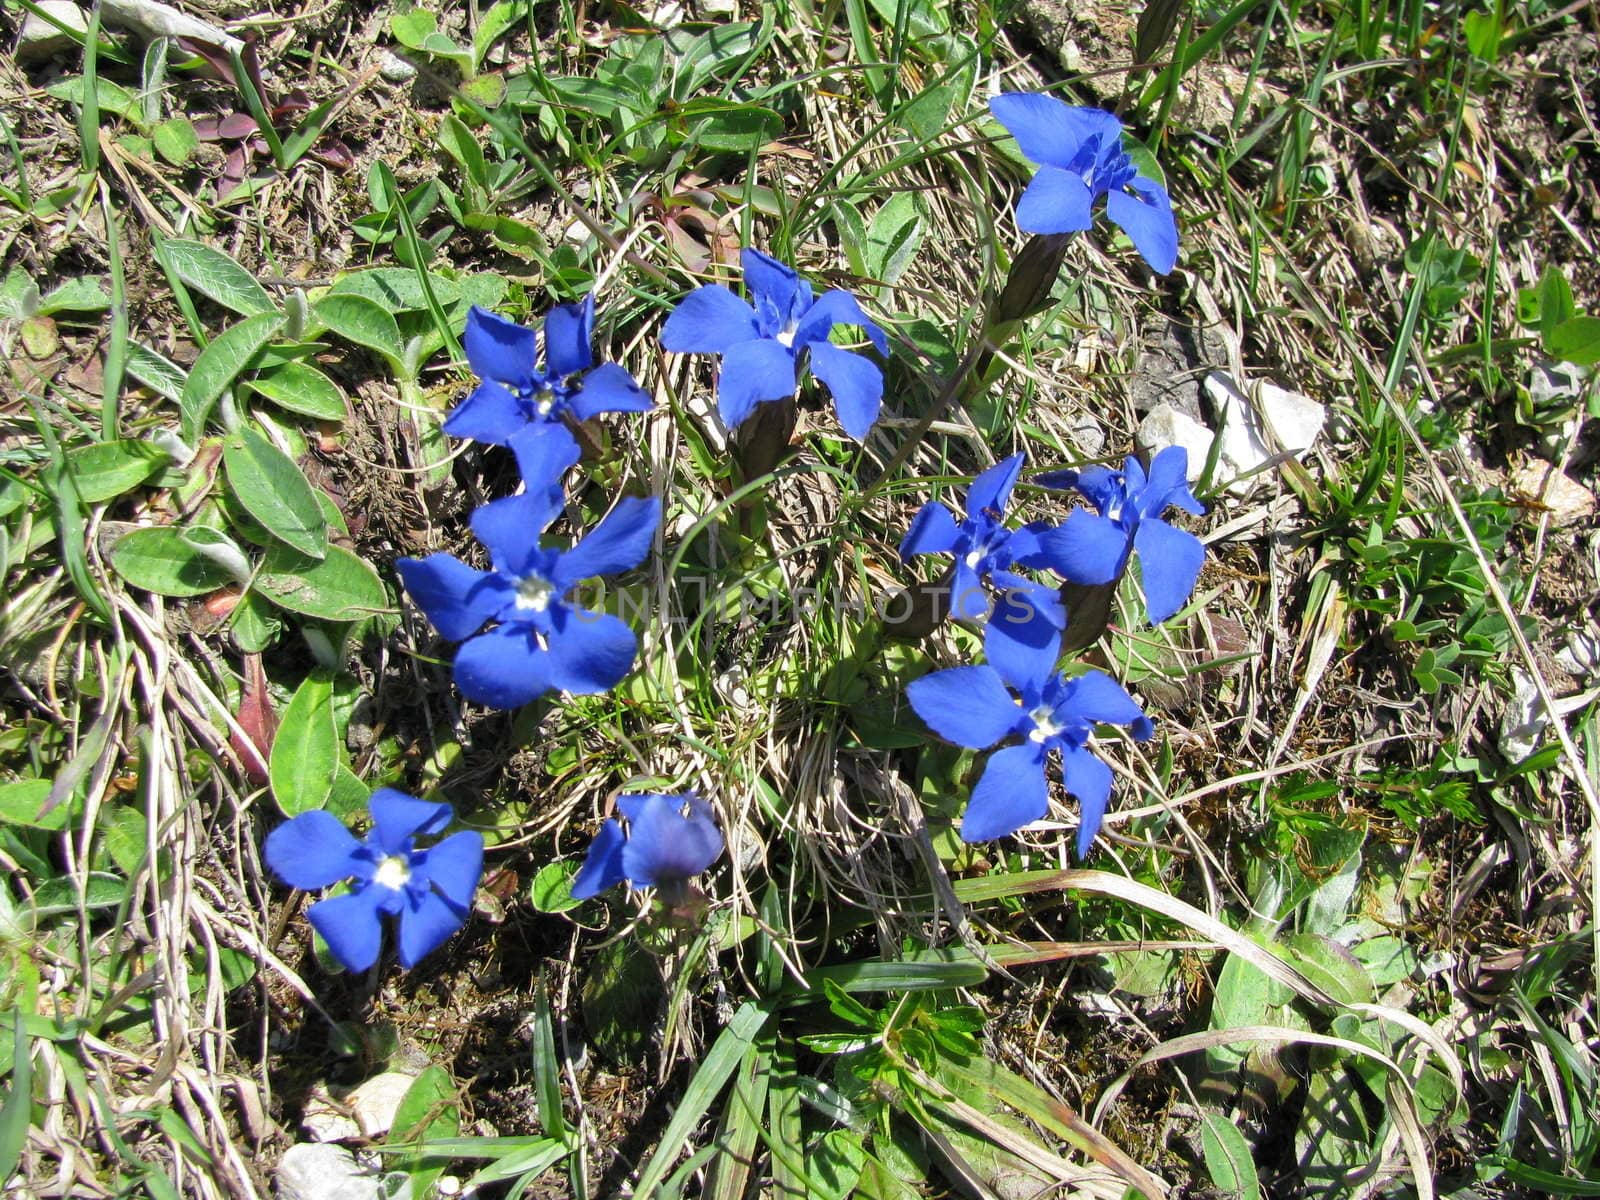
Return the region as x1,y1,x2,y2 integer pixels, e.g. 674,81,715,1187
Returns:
966,453,1027,518
660,285,760,354
961,744,1049,841
792,289,888,356
453,625,552,708
545,608,638,694
543,294,595,379
899,502,962,561
307,887,386,973
1060,745,1114,858
1015,166,1097,234
982,597,1062,695
716,337,797,429
1106,185,1179,275
570,819,628,898
1133,517,1204,623
1140,445,1204,517
569,362,652,422
741,248,802,319
621,794,724,887
263,810,363,891
396,890,469,968
507,422,582,497
463,306,536,388
1060,670,1148,729
989,93,1116,168
551,496,660,591
1039,510,1129,584
396,553,512,642
807,341,882,441
369,788,452,854
906,665,1017,748
419,830,484,908
442,380,526,444
471,491,564,579
949,559,990,622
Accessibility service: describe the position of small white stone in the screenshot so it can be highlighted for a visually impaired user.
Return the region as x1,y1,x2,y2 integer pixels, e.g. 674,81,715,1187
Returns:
1498,669,1547,764
345,1072,418,1138
377,50,418,83
1135,405,1213,480
17,1,88,63
699,0,738,15
275,1143,384,1200
1529,359,1586,410
1202,371,1325,494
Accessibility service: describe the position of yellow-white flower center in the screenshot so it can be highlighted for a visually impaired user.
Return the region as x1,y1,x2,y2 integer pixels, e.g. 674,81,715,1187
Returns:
516,575,556,612
776,327,797,348
533,387,556,417
373,855,411,890
1028,705,1063,743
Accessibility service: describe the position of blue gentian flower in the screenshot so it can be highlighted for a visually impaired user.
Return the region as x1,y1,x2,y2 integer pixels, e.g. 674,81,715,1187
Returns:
570,792,724,899
899,452,1065,666
263,789,483,972
659,248,889,440
443,300,652,448
989,93,1179,275
907,638,1153,854
395,447,662,708
1036,445,1206,624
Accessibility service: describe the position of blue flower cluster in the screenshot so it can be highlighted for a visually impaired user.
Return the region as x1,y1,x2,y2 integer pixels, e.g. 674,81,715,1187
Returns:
902,446,1205,851
260,93,1188,971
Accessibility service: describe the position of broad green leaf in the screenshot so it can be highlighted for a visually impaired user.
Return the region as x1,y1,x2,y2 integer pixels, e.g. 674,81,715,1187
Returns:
327,765,369,820
62,440,167,503
127,342,187,402
1205,938,1271,1075
314,293,406,370
458,72,506,109
1200,1111,1261,1200
152,117,199,165
101,804,149,876
111,526,238,596
255,544,390,621
38,276,110,314
32,873,128,917
472,0,524,70
437,113,489,191
327,266,461,312
246,361,348,421
529,861,582,913
669,21,764,97
223,425,328,559
1463,7,1501,60
682,101,784,153
0,779,72,830
865,191,924,286
46,76,141,122
155,239,277,317
1548,316,1600,366
269,670,340,817
390,1065,460,1198
180,311,284,439
1536,264,1576,339
230,589,281,653
390,8,439,49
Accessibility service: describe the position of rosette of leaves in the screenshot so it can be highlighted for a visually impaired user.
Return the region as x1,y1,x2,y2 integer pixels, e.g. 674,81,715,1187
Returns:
180,36,354,199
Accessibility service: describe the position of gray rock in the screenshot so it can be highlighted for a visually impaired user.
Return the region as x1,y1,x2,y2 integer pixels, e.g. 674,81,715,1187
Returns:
1202,370,1325,493
17,1,87,63
377,50,417,83
275,1144,384,1200
1136,405,1213,478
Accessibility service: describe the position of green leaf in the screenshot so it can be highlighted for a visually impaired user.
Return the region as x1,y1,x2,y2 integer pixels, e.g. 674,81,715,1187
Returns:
180,311,284,439
101,804,149,876
327,765,369,820
472,0,525,70
0,779,72,830
155,239,277,317
223,425,328,559
865,191,924,286
269,670,340,817
314,294,406,371
127,342,187,402
1535,264,1576,338
1200,1111,1261,1200
327,266,461,312
1206,939,1271,1075
458,73,506,109
1548,316,1600,366
38,276,110,314
255,544,391,621
110,526,239,596
230,589,281,653
152,117,199,165
529,861,582,913
390,1065,460,1198
390,8,439,50
0,1015,32,1182
669,21,764,97
681,100,783,153
1463,7,1502,60
62,440,168,503
32,873,128,917
245,361,348,422
437,113,490,192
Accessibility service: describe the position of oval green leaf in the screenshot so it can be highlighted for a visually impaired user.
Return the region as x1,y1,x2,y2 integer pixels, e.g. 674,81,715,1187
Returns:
246,361,348,422
156,238,277,317
180,311,284,440
270,670,340,817
314,293,406,369
223,425,328,559
63,440,168,503
255,544,391,621
111,526,239,596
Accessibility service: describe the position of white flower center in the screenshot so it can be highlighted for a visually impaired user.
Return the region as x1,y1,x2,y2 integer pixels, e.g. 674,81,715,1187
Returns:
1028,705,1063,743
776,326,797,348
965,548,984,569
516,574,556,611
533,387,556,417
373,855,411,890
